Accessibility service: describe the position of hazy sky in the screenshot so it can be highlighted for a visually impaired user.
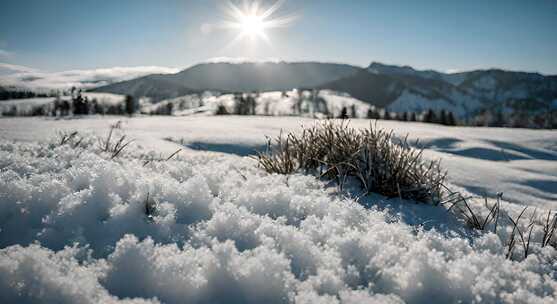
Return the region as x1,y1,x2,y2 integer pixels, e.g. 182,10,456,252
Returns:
1,0,556,74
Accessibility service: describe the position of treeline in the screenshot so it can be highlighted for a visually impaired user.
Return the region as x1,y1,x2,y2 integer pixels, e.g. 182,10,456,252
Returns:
1,87,138,117
0,89,61,101
470,106,556,129
348,107,457,126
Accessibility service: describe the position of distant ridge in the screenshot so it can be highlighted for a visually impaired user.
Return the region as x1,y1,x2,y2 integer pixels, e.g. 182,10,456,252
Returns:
92,60,557,119
92,62,361,101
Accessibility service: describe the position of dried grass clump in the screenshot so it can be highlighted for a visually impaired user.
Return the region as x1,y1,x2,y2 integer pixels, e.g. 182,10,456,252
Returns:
97,124,134,159
444,189,557,259
256,121,445,204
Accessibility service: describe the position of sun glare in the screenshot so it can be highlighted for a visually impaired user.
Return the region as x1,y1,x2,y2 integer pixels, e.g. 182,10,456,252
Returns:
220,0,297,44
240,15,265,38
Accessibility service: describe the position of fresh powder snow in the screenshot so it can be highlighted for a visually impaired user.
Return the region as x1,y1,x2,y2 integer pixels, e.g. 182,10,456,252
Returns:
1,115,556,304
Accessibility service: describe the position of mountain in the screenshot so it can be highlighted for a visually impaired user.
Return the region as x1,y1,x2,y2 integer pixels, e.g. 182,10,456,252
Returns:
92,62,361,101
323,62,557,119
93,60,557,124
89,74,196,101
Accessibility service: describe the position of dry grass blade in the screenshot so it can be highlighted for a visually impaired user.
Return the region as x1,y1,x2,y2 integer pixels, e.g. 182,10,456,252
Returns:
144,192,156,221
506,206,528,260
59,131,79,146
255,121,445,203
542,210,557,247
97,125,134,159
165,149,182,161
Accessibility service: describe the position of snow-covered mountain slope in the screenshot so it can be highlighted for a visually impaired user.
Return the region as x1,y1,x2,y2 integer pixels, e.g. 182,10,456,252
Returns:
1,116,557,303
91,60,557,121
324,62,557,120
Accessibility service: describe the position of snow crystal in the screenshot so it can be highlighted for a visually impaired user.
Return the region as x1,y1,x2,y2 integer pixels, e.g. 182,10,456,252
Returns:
1,128,556,303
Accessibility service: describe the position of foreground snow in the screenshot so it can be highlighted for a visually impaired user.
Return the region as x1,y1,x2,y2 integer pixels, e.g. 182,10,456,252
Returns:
1,116,555,207
1,116,557,303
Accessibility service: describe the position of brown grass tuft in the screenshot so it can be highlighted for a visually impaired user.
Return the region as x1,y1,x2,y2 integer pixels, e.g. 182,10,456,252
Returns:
256,121,445,204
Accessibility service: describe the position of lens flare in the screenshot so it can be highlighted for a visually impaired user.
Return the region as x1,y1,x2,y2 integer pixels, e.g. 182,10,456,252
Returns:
220,0,297,44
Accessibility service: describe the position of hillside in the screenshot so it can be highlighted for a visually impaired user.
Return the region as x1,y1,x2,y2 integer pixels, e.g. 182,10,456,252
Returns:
93,62,361,101
142,89,376,118
92,61,557,122
324,62,557,120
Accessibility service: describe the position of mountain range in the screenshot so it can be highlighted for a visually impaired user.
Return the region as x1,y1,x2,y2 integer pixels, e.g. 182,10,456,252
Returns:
92,61,557,119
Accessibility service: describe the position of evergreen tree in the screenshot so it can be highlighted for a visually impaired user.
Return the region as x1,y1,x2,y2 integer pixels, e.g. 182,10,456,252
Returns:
447,112,456,126
423,109,436,123
166,102,173,115
339,107,348,119
215,104,229,115
125,95,135,116
440,110,447,125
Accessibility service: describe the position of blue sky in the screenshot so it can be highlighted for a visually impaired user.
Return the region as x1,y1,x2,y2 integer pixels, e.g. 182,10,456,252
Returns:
1,0,556,74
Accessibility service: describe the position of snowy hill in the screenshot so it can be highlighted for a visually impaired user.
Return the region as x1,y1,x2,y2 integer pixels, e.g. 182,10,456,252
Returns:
143,89,376,118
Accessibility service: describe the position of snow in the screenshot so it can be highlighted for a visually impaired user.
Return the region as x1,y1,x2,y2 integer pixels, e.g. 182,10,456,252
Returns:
1,115,557,303
82,92,126,106
386,89,484,119
150,90,374,118
0,97,62,115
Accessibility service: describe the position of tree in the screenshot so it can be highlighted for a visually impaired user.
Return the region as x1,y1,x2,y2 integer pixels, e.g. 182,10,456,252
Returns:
400,112,408,121
446,112,456,126
72,91,84,115
423,109,437,123
215,104,229,115
409,112,417,122
124,95,136,116
339,107,348,119
166,102,174,115
440,110,447,125
367,108,380,119
383,110,391,120
125,95,135,116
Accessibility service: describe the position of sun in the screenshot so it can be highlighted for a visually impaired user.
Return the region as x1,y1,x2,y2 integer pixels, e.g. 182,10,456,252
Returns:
240,15,266,38
220,0,297,43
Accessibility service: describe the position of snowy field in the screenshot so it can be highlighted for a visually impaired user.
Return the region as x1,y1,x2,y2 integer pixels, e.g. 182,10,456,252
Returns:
1,115,557,303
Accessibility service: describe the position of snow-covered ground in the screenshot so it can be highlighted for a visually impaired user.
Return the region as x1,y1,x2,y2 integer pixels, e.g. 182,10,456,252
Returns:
1,115,556,303
144,90,375,118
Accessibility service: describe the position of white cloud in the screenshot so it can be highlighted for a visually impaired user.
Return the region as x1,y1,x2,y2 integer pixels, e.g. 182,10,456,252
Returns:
0,64,181,90
0,62,38,76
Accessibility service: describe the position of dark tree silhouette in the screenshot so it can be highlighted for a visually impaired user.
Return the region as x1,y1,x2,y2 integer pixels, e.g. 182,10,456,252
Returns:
423,109,437,123
446,111,456,126
339,107,348,119
215,104,229,115
125,95,136,116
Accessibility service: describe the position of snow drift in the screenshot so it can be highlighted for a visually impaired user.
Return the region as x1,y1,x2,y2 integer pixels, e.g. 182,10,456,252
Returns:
1,128,556,304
